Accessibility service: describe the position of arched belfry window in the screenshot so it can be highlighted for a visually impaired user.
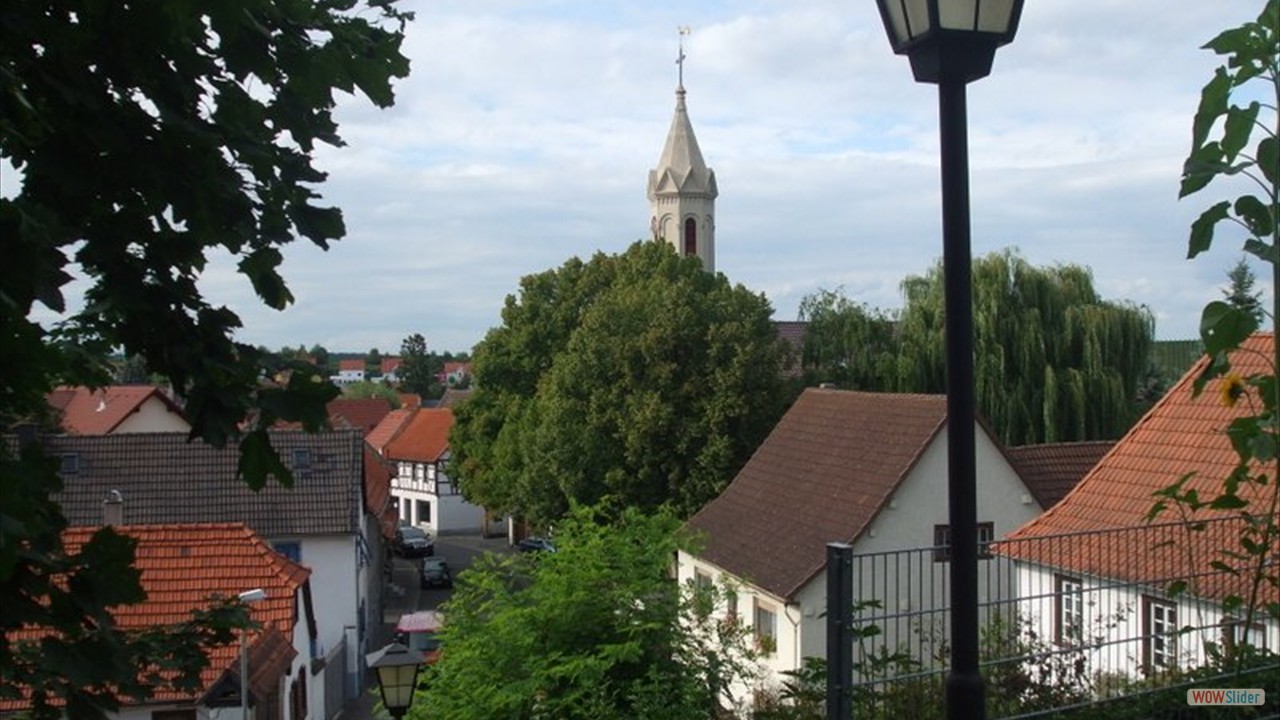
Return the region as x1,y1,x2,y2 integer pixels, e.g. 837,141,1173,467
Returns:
684,218,697,256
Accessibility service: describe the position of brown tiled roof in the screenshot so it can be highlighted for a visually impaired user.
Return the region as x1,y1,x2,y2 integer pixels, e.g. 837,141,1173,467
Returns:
773,320,808,348
46,430,366,537
685,388,949,600
3,523,307,710
1001,333,1277,603
47,385,186,434
1005,441,1114,508
385,408,453,463
327,398,393,436
437,388,474,408
380,357,402,374
367,407,415,455
338,358,364,371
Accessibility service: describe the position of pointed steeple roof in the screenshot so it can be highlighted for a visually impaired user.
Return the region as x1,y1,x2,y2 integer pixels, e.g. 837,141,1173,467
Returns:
648,86,718,199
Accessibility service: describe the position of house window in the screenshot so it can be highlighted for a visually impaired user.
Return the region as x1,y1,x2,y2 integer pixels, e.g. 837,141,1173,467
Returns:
272,541,302,563
754,600,777,655
1222,617,1267,655
152,712,196,720
725,587,739,622
60,453,80,474
427,463,437,480
416,499,432,527
1143,596,1178,672
933,522,995,562
1054,575,1084,645
291,448,312,470
683,218,697,256
694,569,713,591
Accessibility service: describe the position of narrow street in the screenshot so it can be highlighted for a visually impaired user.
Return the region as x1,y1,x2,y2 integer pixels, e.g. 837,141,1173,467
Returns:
343,533,513,718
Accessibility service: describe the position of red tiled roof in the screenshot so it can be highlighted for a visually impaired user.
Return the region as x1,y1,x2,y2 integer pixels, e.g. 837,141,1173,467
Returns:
442,362,470,375
363,443,398,538
327,398,393,436
367,408,416,456
381,357,402,374
1001,333,1277,603
384,408,454,463
47,385,186,434
4,523,308,710
338,359,364,372
1005,441,1114,509
686,388,951,600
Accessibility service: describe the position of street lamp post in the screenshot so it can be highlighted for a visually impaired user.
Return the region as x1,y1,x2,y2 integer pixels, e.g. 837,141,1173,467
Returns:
366,642,424,719
237,588,266,720
872,2,1024,719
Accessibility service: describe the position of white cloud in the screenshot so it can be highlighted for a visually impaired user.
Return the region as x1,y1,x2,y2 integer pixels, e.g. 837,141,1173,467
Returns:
24,0,1274,353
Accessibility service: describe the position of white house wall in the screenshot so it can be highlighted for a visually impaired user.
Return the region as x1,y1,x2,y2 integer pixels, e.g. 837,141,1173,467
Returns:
683,421,1044,696
113,397,191,433
392,459,491,535
1014,561,1280,680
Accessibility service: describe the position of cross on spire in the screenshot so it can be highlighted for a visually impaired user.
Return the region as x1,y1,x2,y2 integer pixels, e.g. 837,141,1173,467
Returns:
677,26,690,89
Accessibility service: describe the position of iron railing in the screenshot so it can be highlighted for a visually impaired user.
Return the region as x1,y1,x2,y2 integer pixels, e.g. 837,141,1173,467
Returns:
824,517,1278,719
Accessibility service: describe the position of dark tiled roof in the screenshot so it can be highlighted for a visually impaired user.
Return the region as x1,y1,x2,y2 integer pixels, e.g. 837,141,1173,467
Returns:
686,388,947,600
46,430,365,537
1002,333,1276,604
1005,441,1114,508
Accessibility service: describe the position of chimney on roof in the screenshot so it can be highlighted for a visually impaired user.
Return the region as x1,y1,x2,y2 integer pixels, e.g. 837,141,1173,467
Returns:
103,489,123,526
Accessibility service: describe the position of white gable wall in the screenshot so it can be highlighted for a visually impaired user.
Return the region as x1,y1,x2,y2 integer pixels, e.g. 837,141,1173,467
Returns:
681,420,1044,696
112,396,190,434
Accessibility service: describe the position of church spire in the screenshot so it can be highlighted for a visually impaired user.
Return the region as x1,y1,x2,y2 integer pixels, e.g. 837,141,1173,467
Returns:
648,27,717,272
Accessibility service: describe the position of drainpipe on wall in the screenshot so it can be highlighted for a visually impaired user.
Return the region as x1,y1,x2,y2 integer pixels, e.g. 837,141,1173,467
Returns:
784,602,802,678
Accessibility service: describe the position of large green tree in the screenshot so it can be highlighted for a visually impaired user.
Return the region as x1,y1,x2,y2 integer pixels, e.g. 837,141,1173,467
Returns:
398,332,442,397
0,2,411,716
800,249,1155,445
416,505,758,720
451,241,788,526
797,288,899,390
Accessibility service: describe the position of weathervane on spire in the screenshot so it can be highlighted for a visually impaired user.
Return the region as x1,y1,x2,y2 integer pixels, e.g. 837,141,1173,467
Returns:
677,26,691,88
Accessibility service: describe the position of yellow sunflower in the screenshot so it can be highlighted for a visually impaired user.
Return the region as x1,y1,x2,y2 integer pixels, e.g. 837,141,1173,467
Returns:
1219,372,1246,407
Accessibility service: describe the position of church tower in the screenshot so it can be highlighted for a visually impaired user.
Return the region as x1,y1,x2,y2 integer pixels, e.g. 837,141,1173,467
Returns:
648,29,717,272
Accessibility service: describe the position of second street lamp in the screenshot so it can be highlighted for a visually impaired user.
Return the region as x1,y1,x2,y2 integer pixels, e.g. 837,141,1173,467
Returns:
873,1,1024,719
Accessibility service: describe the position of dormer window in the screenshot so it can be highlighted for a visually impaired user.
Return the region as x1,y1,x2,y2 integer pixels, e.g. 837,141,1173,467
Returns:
292,448,312,470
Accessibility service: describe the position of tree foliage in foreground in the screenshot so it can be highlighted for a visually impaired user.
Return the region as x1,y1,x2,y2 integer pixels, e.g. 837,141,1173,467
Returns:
0,2,411,716
416,506,758,720
451,241,788,526
800,249,1155,445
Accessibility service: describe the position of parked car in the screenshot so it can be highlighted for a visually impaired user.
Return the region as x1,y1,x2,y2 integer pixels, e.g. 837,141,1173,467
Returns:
394,525,434,558
419,556,453,589
516,536,555,553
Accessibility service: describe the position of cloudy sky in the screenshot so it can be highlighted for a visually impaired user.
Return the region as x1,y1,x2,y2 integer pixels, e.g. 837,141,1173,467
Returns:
32,0,1279,354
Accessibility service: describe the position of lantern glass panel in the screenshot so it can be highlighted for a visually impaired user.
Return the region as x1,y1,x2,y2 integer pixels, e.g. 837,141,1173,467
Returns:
938,1,976,31
977,0,1016,33
904,0,932,40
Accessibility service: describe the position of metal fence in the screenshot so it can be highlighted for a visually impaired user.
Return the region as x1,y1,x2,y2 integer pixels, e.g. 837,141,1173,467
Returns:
826,517,1279,719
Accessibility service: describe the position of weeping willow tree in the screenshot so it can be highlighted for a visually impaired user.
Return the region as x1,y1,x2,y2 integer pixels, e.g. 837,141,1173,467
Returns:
896,249,1155,445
